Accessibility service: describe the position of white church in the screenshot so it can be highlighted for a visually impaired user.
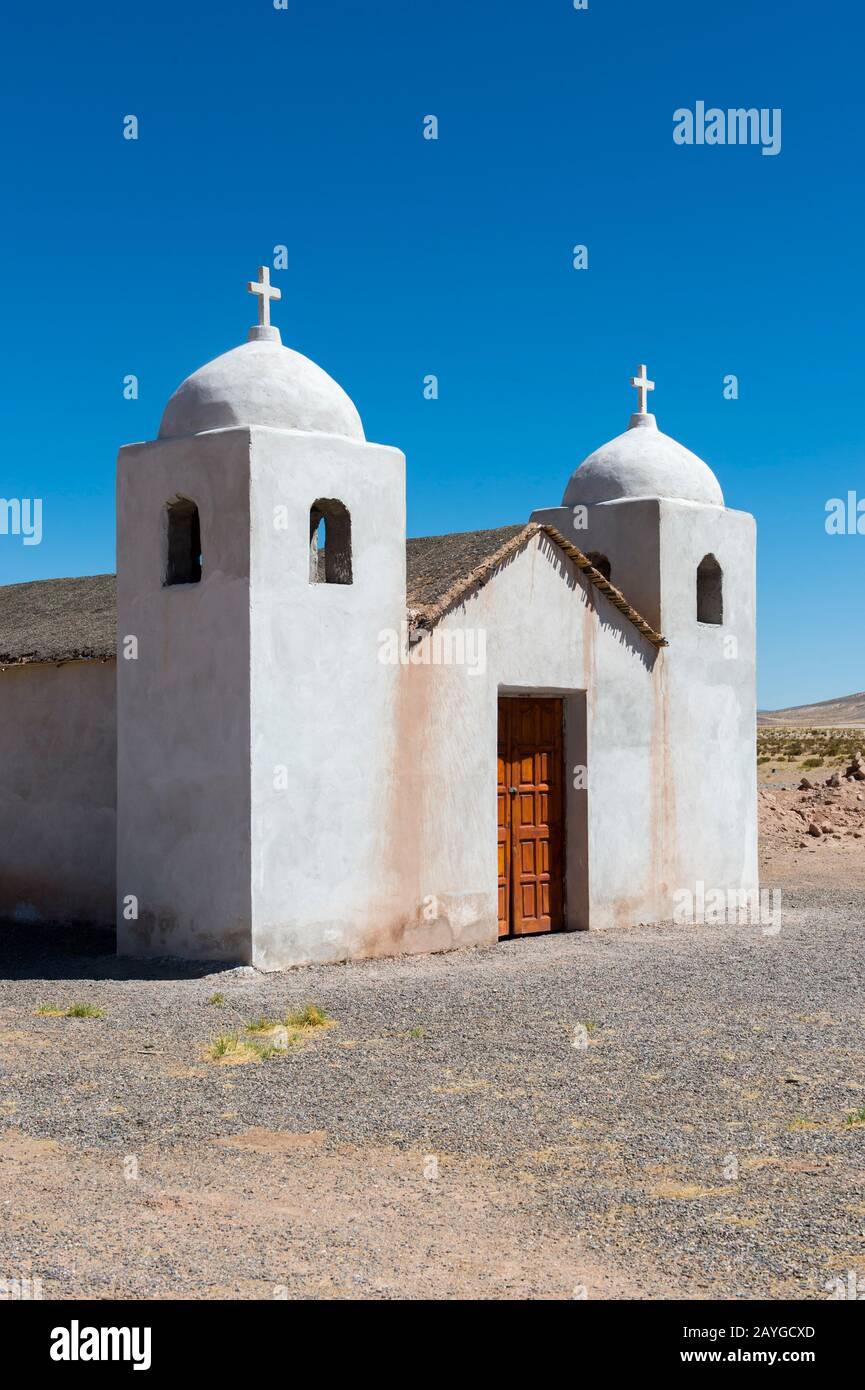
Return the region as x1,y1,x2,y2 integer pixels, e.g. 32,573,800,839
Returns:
0,271,757,968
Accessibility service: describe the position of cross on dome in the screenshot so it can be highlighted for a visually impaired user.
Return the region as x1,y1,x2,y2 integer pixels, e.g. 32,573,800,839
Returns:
248,265,281,329
630,363,655,415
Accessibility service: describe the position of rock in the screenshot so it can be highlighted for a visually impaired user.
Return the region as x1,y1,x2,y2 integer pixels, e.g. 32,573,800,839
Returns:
827,773,841,788
807,823,822,837
799,779,814,790
821,823,833,835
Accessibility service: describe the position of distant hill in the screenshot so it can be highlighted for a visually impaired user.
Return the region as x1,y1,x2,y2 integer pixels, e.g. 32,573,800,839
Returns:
758,692,865,728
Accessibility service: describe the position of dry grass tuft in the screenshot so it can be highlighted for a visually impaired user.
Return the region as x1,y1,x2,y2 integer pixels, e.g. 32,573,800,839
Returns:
204,1033,271,1065
205,1004,336,1063
35,1002,105,1019
284,1003,332,1029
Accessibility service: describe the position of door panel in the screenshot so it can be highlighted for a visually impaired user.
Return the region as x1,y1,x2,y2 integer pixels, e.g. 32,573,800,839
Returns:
497,697,564,938
497,720,511,936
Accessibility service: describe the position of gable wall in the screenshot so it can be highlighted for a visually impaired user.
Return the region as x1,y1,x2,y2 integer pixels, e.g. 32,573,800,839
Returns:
389,533,670,950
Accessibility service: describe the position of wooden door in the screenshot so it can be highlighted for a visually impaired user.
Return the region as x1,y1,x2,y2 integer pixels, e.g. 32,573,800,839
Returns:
497,697,564,937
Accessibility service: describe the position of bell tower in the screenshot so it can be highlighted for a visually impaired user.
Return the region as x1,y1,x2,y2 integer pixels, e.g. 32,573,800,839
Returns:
116,272,407,966
531,365,758,908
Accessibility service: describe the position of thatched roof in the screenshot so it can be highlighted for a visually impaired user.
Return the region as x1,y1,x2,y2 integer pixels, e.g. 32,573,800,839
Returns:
406,525,526,612
0,574,116,667
407,523,666,647
0,524,665,666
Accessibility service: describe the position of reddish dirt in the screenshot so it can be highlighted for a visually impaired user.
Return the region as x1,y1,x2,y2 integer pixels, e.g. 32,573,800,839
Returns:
759,773,865,886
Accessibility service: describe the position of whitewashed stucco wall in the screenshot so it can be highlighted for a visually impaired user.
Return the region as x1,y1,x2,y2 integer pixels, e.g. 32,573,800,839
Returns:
116,428,253,961
4,476,753,965
532,497,759,921
0,660,116,925
247,427,408,970
658,502,758,899
398,533,668,948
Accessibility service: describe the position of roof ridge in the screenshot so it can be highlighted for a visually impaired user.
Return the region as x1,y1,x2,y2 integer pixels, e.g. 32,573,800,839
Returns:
409,521,667,649
539,524,667,647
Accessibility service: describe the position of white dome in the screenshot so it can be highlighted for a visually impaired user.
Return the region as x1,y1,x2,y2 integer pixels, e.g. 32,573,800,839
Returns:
562,413,724,507
159,334,365,442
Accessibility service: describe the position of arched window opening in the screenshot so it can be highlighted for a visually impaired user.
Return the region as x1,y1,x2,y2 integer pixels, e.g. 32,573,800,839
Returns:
585,551,612,582
697,553,723,624
309,499,352,585
165,497,202,586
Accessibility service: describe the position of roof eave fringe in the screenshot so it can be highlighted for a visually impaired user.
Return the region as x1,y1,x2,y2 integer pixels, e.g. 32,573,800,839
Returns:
409,522,667,649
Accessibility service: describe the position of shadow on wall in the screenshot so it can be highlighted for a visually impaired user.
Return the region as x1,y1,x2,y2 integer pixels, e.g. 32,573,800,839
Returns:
538,537,662,676
0,920,243,982
422,535,661,676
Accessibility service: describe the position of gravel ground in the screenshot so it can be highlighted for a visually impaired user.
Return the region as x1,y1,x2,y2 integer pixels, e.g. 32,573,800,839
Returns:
1,880,864,1300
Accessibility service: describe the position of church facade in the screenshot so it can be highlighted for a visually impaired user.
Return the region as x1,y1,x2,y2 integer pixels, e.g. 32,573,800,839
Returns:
0,276,757,968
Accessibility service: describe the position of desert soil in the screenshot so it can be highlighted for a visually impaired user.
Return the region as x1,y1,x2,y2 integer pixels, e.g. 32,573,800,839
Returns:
758,744,865,887
1,810,864,1300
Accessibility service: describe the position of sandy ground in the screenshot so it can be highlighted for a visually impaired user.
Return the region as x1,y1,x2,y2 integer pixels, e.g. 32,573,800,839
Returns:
1,824,864,1301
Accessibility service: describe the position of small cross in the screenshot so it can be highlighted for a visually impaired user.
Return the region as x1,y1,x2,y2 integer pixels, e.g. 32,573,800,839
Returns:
630,363,655,414
247,265,282,329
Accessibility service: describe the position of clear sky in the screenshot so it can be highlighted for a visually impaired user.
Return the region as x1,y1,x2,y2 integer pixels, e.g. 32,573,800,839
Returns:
0,0,862,708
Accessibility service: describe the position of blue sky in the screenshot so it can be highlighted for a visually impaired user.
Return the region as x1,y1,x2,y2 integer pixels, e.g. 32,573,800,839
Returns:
0,0,862,708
